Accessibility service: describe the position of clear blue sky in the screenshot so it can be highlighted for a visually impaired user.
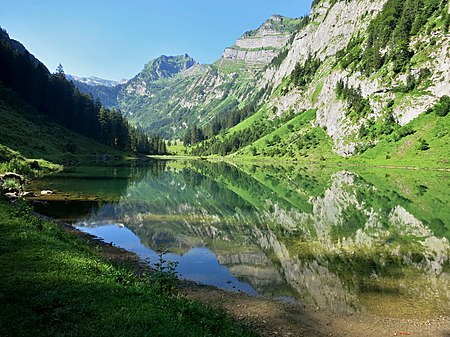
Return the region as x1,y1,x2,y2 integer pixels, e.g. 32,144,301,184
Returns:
1,0,312,81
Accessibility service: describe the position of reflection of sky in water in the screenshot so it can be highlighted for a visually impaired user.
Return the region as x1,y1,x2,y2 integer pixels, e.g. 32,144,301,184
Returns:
76,224,257,295
34,162,450,317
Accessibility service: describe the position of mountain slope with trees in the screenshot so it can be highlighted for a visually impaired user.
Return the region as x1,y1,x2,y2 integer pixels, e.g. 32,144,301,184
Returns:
68,0,449,167
72,15,308,139
0,27,167,158
185,0,450,167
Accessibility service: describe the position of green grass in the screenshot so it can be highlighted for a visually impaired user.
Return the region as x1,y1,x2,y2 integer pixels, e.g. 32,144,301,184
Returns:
0,144,61,177
0,199,257,337
352,109,450,168
0,90,127,164
236,109,338,162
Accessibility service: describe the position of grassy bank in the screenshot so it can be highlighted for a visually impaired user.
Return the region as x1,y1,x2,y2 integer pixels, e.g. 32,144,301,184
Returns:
0,199,256,337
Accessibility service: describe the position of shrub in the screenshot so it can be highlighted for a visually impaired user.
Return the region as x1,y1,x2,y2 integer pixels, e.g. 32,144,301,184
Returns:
417,138,430,151
2,177,22,192
434,95,450,117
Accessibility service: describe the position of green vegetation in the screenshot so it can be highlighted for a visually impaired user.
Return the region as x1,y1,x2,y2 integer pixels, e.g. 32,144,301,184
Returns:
0,199,257,337
352,102,450,167
0,144,60,177
337,0,448,75
290,56,322,89
431,95,450,117
0,87,132,164
0,28,166,155
335,80,373,120
243,15,310,38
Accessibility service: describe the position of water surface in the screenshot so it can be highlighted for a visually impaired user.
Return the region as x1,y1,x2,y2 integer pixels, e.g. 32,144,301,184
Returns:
30,160,450,318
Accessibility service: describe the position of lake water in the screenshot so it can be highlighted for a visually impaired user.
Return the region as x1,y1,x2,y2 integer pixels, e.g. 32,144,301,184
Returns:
29,159,450,318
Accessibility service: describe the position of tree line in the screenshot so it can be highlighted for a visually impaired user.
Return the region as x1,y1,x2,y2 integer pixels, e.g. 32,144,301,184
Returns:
0,28,166,155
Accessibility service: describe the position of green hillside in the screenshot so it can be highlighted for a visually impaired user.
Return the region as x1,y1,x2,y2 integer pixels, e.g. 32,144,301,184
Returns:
0,85,127,165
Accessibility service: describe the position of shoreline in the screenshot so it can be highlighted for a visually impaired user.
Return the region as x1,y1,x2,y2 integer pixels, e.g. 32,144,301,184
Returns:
36,211,450,337
150,154,450,172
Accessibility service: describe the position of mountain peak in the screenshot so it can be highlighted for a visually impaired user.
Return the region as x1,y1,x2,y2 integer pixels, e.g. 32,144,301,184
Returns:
140,54,197,81
219,14,303,66
66,75,127,87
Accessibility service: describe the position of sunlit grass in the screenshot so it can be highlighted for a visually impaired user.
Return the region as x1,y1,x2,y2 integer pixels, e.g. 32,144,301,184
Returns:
0,199,257,337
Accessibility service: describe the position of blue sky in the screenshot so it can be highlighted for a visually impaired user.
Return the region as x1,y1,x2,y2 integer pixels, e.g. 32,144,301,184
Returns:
1,1,312,80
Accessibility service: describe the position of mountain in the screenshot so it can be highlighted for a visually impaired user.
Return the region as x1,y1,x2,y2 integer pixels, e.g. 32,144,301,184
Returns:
72,0,450,166
66,75,127,87
65,74,124,108
0,27,44,69
72,15,307,138
189,0,450,167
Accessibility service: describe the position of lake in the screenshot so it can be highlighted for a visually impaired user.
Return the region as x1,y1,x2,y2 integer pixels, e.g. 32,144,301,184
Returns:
29,159,450,318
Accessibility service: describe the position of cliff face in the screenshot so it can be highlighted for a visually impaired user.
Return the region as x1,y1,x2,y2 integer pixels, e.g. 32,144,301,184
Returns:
221,15,299,66
260,0,450,155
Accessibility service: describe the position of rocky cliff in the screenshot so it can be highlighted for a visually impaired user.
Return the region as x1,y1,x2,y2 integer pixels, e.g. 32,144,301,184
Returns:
259,0,450,155
221,15,301,66
72,0,450,164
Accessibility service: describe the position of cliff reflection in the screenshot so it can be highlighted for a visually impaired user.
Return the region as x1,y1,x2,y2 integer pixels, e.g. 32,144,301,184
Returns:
74,160,449,317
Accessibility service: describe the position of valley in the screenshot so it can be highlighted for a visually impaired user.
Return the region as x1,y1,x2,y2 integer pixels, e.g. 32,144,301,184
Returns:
1,0,450,336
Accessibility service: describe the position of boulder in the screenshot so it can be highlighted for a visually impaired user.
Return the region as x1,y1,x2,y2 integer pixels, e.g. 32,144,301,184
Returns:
40,190,53,195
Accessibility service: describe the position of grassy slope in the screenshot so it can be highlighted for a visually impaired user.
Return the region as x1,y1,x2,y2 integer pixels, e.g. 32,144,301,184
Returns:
353,110,450,168
0,199,256,337
0,89,127,164
220,104,449,169
229,109,339,162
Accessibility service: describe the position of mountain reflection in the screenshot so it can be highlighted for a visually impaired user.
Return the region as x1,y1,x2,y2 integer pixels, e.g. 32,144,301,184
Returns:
45,160,449,317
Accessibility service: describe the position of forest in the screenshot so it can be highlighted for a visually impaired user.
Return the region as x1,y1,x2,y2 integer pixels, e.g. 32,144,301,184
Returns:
0,29,166,155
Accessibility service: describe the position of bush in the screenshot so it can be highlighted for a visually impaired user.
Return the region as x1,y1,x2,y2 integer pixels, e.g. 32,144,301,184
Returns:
1,177,22,192
417,138,430,151
434,95,450,117
392,125,416,141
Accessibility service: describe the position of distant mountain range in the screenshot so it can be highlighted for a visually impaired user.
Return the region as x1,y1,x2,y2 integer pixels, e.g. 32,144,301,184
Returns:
66,75,128,88
69,15,305,138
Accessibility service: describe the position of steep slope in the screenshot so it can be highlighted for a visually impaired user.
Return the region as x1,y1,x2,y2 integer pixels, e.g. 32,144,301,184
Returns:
190,0,450,167
261,0,450,156
0,85,126,163
0,28,166,158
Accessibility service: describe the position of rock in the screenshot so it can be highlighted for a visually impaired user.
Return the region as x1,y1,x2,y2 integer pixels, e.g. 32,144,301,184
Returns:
0,172,26,184
40,190,53,195
20,191,34,197
5,192,18,199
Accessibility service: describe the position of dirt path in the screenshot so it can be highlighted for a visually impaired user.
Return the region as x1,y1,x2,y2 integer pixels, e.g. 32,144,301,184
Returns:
50,215,449,337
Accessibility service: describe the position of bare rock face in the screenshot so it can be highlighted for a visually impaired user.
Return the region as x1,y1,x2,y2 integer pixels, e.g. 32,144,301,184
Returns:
263,0,387,87
220,15,301,66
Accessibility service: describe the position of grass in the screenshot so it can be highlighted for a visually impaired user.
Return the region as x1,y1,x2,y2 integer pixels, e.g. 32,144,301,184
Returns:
0,199,257,337
0,89,127,164
352,109,450,168
0,144,61,178
236,109,339,162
